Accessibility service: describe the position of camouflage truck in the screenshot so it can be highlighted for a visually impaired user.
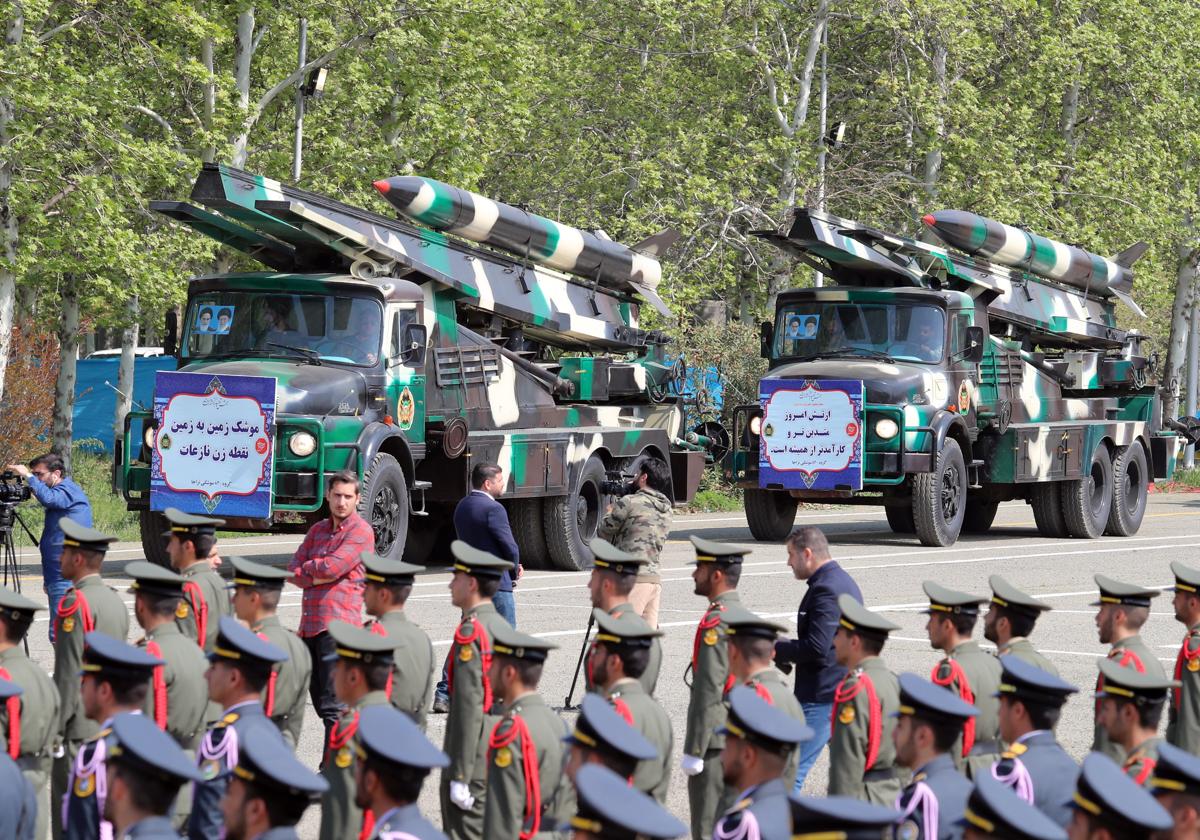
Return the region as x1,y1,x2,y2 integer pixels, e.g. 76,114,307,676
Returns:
115,164,709,569
724,207,1188,547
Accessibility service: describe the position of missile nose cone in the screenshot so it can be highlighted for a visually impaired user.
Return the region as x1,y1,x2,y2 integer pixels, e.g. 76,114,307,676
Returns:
921,213,936,227
373,178,392,195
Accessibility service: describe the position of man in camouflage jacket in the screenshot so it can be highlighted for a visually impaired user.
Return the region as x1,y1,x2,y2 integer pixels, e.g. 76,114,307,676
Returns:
597,457,672,628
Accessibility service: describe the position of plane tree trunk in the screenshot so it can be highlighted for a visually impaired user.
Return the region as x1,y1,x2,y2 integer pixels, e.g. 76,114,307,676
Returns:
53,283,80,471
0,3,23,409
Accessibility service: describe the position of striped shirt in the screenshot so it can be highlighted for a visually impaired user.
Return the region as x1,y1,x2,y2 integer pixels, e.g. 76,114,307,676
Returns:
288,512,373,637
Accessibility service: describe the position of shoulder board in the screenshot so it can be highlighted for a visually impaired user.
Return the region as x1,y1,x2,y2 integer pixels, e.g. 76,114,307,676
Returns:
1001,742,1028,759
1187,635,1200,658
731,798,752,813
219,711,240,726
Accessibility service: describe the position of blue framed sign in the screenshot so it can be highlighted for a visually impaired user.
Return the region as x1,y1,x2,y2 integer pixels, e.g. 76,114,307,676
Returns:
149,371,276,517
759,378,864,490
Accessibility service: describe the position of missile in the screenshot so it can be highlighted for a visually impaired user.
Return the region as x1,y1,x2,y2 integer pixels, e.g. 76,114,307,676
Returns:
921,209,1147,316
373,176,677,315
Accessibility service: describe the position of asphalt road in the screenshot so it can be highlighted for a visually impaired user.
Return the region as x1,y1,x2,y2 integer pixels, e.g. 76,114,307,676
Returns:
11,492,1200,836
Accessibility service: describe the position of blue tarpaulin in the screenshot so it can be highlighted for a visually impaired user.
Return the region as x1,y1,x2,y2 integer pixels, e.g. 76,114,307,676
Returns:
73,357,177,451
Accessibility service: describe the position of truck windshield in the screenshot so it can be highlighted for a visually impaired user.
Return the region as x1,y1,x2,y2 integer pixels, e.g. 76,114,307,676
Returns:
775,302,945,363
183,293,383,366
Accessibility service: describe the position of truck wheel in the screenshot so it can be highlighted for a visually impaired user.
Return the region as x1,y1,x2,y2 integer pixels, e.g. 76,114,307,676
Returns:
139,509,172,568
744,489,799,541
1061,444,1113,539
1030,483,1069,538
1106,443,1149,536
884,505,915,534
913,439,966,547
544,455,606,571
508,498,551,571
359,453,409,562
962,499,999,534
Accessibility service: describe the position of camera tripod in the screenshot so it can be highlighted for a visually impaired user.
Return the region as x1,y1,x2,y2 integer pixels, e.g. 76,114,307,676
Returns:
0,506,37,594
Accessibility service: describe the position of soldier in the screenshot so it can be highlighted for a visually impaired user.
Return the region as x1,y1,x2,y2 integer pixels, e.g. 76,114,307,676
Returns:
1148,742,1200,839
228,556,311,747
222,725,328,840
164,507,232,652
565,764,686,840
1168,560,1200,754
1091,574,1166,760
1095,656,1177,786
984,575,1059,677
63,632,161,840
923,581,1003,775
989,656,1079,828
723,604,807,785
786,794,906,838
713,685,813,840
354,704,449,840
892,672,977,840
189,616,289,840
127,561,209,830
583,539,662,694
361,552,435,727
0,677,39,840
587,608,673,802
440,541,513,840
1066,753,1172,839
103,712,203,840
681,535,746,840
51,518,130,840
483,622,572,839
0,587,60,839
318,620,395,840
829,593,903,804
959,774,1067,840
563,694,657,785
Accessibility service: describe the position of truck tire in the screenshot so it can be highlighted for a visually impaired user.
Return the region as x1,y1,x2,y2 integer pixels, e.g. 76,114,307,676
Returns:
139,509,171,568
359,453,409,562
744,489,799,541
544,455,606,571
1061,444,1113,539
509,497,551,571
962,499,999,534
1106,443,1149,537
884,505,915,534
1030,483,1069,538
913,439,966,547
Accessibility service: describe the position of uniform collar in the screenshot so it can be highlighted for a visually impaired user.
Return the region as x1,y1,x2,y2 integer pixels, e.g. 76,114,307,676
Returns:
75,574,103,589
252,615,281,632
950,639,980,657
147,622,182,639
914,752,957,778
608,678,646,698
463,601,498,620
125,816,181,837
710,590,741,608
373,803,420,829
357,690,390,710
1016,729,1053,746
508,692,545,714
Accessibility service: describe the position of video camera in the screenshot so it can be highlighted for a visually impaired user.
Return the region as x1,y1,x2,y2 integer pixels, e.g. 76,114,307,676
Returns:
600,467,645,498
0,471,31,531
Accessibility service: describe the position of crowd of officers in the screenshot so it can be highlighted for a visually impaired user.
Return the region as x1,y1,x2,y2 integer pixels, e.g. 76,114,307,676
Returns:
2,507,1200,840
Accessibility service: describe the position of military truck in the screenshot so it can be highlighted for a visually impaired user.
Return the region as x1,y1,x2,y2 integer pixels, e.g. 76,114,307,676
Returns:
115,164,709,569
724,207,1188,547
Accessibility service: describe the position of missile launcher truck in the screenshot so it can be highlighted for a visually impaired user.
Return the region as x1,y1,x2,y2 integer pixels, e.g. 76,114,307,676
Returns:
115,164,711,569
724,207,1191,547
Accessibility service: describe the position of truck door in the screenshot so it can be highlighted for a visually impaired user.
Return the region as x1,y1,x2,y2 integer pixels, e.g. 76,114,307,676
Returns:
386,304,426,443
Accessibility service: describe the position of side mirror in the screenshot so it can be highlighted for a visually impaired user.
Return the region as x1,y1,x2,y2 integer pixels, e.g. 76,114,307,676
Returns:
963,325,985,364
759,320,773,359
400,323,427,366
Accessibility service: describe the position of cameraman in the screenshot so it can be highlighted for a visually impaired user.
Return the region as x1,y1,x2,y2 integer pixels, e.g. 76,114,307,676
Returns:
6,454,92,633
597,456,672,627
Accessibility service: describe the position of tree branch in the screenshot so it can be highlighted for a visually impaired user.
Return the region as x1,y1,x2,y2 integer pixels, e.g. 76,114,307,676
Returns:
37,14,87,43
132,105,181,150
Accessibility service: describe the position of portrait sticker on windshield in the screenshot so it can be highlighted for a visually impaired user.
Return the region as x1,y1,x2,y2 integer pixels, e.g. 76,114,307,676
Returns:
784,315,820,340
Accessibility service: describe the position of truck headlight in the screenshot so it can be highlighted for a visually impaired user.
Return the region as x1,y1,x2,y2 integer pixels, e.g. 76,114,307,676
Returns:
144,426,156,449
749,415,763,436
288,432,317,457
874,418,899,440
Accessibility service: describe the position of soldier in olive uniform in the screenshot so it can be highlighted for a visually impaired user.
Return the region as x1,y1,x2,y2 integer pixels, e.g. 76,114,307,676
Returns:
960,774,1068,840
564,694,657,786
681,535,746,840
439,542,514,840
354,704,448,840
713,686,813,840
103,713,203,840
1168,560,1200,754
163,508,231,652
1095,657,1177,786
892,673,977,840
588,608,673,803
483,623,572,839
1066,753,1173,839
63,633,161,840
984,575,1058,677
128,561,210,830
361,553,435,728
318,621,394,840
51,519,130,840
222,724,328,840
723,604,807,786
829,593,903,804
0,587,60,840
188,616,289,840
923,581,1003,776
566,764,687,840
1090,574,1166,760
228,556,311,748
583,539,661,694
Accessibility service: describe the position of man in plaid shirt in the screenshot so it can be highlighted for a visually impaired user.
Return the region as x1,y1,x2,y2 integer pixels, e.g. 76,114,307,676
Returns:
288,470,374,742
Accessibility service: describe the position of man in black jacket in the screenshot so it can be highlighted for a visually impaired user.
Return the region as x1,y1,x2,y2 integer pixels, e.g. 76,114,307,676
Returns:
773,525,862,793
